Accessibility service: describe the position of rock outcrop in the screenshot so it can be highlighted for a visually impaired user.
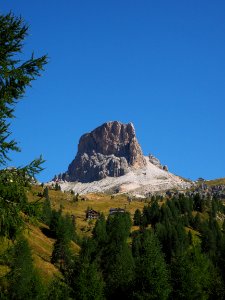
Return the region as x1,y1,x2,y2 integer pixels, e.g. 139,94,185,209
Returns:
149,154,169,172
61,121,146,182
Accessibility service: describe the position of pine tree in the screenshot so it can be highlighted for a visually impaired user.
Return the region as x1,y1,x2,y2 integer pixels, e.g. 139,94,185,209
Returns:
104,241,135,299
133,209,142,226
102,213,135,299
43,187,49,199
70,259,105,300
150,200,161,226
170,246,222,300
106,212,132,243
51,238,72,271
55,182,61,191
93,213,107,245
7,237,44,300
51,212,75,271
193,193,205,212
133,230,171,300
42,187,52,226
47,278,71,300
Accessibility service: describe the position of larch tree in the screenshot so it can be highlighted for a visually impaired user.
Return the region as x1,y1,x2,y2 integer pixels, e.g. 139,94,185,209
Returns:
0,12,47,239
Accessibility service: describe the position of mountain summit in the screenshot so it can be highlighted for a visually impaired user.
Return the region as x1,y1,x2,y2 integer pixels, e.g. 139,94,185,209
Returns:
62,121,146,183
54,121,190,195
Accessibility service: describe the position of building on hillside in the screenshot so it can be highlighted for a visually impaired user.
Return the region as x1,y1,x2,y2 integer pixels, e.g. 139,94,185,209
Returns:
86,209,100,220
109,208,125,215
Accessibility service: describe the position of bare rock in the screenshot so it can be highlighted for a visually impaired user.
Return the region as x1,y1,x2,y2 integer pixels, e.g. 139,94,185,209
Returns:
163,165,169,172
149,154,162,168
62,121,146,183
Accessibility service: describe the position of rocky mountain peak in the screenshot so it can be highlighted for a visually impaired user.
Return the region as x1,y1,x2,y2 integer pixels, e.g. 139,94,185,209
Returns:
61,121,146,183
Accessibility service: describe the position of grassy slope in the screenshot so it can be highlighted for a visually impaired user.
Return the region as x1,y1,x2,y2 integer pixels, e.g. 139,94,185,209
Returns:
1,185,147,281
3,180,221,282
29,186,148,236
205,178,225,186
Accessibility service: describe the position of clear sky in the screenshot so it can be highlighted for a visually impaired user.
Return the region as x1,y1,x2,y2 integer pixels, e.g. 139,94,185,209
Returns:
1,0,225,182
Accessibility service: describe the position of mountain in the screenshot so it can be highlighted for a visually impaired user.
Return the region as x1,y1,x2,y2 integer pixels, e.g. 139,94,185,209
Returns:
60,121,146,182
54,121,190,195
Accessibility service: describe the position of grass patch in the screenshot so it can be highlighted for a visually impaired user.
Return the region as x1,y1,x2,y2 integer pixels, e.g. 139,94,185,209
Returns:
205,178,225,186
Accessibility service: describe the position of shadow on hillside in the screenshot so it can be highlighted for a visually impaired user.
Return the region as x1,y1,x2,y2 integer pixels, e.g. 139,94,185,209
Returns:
40,227,55,239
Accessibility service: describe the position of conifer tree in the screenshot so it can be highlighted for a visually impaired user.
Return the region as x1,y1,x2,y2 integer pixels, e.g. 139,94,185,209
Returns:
92,213,107,246
133,230,171,300
193,193,205,212
42,187,52,226
7,237,44,300
51,212,75,271
0,13,47,165
47,278,71,300
69,259,105,300
104,241,135,299
133,209,142,226
42,196,52,226
171,246,223,300
103,213,134,299
43,187,49,199
0,12,47,239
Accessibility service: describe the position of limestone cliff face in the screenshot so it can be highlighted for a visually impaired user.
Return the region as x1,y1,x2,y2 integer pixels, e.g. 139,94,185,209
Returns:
62,121,146,183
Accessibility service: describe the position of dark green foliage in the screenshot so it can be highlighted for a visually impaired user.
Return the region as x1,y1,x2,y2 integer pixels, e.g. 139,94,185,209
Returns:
200,217,222,261
188,230,193,245
43,187,49,199
191,212,202,230
133,230,171,300
160,203,173,224
143,200,160,227
7,237,44,300
140,212,148,228
133,209,142,226
0,11,46,240
0,12,47,165
79,237,97,262
132,231,142,259
49,209,62,237
0,165,44,239
50,209,76,241
177,194,193,214
68,259,105,300
50,209,76,272
0,169,27,239
52,211,75,241
155,211,188,261
64,193,225,299
106,212,132,242
170,246,224,300
46,278,71,300
92,213,107,250
103,213,134,298
55,182,61,191
41,187,52,226
193,193,205,212
222,219,225,232
51,238,73,270
104,241,135,299
42,196,52,226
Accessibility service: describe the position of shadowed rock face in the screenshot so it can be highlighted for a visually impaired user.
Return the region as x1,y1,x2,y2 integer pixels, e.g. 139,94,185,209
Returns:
62,121,146,183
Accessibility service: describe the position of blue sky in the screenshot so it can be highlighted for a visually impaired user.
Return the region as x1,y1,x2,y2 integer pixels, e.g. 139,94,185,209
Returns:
1,0,225,182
